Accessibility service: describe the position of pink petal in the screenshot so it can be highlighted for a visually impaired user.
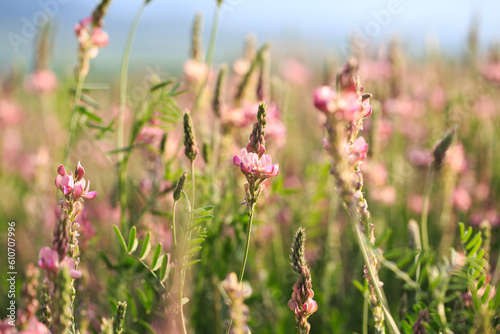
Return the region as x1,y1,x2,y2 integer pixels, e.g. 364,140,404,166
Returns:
74,183,83,198
83,191,97,200
233,155,242,166
55,175,62,188
240,162,251,174
57,164,67,176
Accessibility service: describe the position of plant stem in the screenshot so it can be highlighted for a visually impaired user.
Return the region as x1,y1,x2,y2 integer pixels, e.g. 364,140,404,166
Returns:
64,68,86,164
191,3,221,114
239,205,255,283
172,201,178,248
117,3,146,229
420,168,436,253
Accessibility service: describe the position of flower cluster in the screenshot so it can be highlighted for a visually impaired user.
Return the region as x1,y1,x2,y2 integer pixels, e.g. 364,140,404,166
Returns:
74,16,109,76
288,227,317,334
221,272,252,334
55,162,97,201
233,103,279,212
38,247,81,280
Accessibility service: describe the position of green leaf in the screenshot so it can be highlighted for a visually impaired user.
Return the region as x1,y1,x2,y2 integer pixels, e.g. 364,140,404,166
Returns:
185,246,202,256
188,238,205,245
137,288,151,313
113,225,128,252
80,93,101,109
140,232,151,260
466,231,482,251
352,279,366,294
152,255,164,271
184,259,201,268
75,105,102,123
107,146,136,154
128,226,138,253
181,191,191,212
151,243,162,270
150,78,175,92
159,255,170,282
193,206,215,214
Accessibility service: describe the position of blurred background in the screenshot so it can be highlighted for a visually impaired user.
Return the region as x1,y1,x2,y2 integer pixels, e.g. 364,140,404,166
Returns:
1,0,500,75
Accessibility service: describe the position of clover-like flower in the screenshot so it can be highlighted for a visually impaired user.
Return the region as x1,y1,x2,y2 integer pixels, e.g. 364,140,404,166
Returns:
38,247,82,279
55,162,97,200
233,148,279,178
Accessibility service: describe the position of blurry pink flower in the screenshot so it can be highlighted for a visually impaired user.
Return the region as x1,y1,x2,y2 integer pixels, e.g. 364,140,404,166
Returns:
474,181,490,201
368,163,388,187
38,247,59,272
452,187,472,212
481,62,500,83
348,137,368,163
429,86,446,110
407,194,426,214
136,126,165,149
445,143,466,173
24,70,58,94
338,92,364,122
233,58,251,76
384,96,424,118
184,59,207,82
313,86,336,113
280,59,310,85
18,317,49,334
233,148,279,178
473,96,496,119
371,185,397,206
91,27,109,47
358,58,390,82
74,16,92,39
63,258,82,279
0,100,23,126
407,148,433,167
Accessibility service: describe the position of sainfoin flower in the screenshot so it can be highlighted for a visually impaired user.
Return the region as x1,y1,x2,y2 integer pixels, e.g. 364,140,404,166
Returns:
233,148,279,178
348,137,368,163
38,246,82,279
55,162,97,200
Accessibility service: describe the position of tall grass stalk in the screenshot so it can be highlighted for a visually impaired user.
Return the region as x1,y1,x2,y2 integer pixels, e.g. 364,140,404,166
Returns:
117,2,147,229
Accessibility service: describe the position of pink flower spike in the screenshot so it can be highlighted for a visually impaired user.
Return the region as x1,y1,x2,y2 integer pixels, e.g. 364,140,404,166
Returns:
57,164,67,176
313,86,336,113
38,247,59,271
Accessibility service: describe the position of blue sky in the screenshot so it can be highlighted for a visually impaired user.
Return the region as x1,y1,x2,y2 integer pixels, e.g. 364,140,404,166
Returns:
1,0,499,73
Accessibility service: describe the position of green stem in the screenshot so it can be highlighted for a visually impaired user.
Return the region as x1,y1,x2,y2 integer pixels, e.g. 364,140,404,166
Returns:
420,168,436,253
64,69,86,164
191,3,220,114
353,222,400,334
117,3,147,229
172,201,178,248
239,205,255,283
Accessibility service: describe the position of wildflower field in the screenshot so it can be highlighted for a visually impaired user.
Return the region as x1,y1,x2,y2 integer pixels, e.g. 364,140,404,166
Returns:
2,1,500,333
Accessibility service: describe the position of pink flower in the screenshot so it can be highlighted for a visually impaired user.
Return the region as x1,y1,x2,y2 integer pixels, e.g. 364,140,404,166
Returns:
19,316,49,334
313,86,336,113
338,92,363,122
38,247,59,272
445,143,466,173
233,148,279,178
453,187,472,212
0,100,23,126
280,59,310,85
55,162,97,200
348,137,368,163
91,27,109,47
24,70,58,95
38,247,81,279
184,59,208,82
